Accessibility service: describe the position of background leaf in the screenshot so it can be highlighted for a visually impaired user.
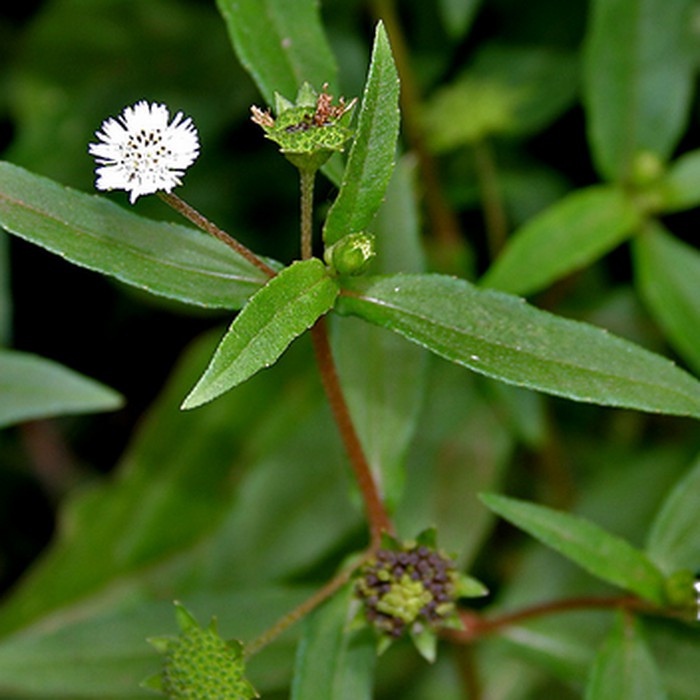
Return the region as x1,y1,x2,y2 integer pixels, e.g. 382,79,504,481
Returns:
182,259,338,409
481,185,641,296
216,0,338,105
0,233,9,347
585,613,667,700
646,451,700,575
337,273,700,418
655,149,700,213
332,158,427,508
634,224,700,375
323,22,400,247
0,349,122,428
480,493,667,604
583,0,696,181
0,162,271,310
291,585,375,700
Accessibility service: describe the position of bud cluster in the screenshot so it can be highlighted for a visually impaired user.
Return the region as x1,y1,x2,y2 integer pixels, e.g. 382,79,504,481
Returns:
356,543,459,639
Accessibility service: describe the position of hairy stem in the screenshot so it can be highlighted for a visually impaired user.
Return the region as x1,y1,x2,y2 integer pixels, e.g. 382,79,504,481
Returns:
244,557,366,658
299,169,316,260
158,191,277,278
310,317,395,545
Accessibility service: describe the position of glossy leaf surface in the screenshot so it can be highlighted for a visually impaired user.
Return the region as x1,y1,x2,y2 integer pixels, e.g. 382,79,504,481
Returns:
216,0,338,105
338,273,700,418
183,259,338,408
323,22,400,246
0,162,270,309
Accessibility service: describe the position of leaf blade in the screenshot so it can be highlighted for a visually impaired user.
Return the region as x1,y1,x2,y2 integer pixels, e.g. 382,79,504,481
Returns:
0,162,271,309
338,273,700,418
216,0,338,105
585,614,668,700
0,350,123,428
480,493,667,604
323,22,400,247
482,185,641,296
583,0,695,181
634,224,700,376
183,259,339,409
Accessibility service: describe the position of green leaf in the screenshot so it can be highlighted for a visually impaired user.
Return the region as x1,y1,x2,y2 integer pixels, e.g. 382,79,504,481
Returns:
481,185,641,296
480,493,667,604
0,162,271,310
634,224,700,375
656,149,700,213
438,0,482,39
0,349,123,428
0,587,311,699
585,613,667,700
323,22,400,247
0,332,315,635
647,452,700,575
0,232,9,346
216,0,338,106
583,0,695,182
338,273,700,419
423,45,578,152
291,585,375,700
183,259,339,409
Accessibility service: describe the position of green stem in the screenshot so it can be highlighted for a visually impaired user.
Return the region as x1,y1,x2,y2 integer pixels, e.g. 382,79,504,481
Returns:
158,191,276,278
245,555,368,658
299,169,316,260
473,139,508,260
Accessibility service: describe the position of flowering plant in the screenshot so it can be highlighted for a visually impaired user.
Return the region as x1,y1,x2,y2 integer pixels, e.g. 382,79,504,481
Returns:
0,1,700,699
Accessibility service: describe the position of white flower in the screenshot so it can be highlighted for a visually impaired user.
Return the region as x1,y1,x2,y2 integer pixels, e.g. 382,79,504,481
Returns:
88,101,199,203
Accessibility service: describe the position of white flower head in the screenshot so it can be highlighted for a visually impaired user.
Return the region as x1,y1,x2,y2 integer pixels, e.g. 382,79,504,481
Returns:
88,101,200,203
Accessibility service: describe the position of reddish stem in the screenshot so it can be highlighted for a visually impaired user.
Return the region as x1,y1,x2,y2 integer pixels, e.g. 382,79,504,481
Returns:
445,594,651,643
310,317,394,546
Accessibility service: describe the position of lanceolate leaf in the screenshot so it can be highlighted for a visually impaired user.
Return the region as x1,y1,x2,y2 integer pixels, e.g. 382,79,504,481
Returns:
216,0,338,106
480,493,667,604
634,224,700,376
0,162,271,309
323,22,400,247
583,0,695,182
338,273,700,419
585,613,668,700
647,452,700,575
657,148,700,213
291,586,375,700
0,350,123,428
482,185,641,296
183,259,339,409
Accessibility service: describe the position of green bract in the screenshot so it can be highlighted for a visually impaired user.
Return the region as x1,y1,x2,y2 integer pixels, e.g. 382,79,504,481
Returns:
251,82,355,172
143,602,257,700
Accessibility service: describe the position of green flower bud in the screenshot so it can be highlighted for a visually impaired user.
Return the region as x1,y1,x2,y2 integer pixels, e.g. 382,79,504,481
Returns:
324,232,376,275
251,82,356,172
143,602,258,700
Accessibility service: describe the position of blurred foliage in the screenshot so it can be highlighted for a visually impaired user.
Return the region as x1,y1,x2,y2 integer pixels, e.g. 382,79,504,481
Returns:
1,0,700,698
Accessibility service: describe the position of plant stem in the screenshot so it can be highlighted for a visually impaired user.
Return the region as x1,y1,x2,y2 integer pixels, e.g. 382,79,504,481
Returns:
474,139,508,260
445,594,652,643
299,169,316,260
244,557,365,658
296,164,393,544
310,317,394,546
157,191,277,278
